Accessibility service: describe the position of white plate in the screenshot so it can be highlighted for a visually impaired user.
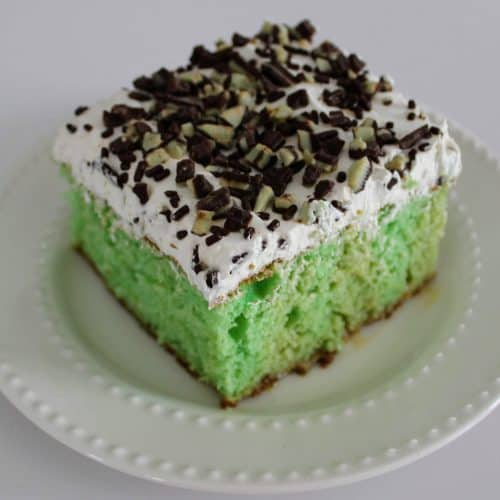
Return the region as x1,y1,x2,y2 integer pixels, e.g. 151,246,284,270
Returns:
0,120,498,494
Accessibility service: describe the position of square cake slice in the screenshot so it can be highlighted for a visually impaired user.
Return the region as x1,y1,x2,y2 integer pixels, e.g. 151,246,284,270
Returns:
53,20,461,406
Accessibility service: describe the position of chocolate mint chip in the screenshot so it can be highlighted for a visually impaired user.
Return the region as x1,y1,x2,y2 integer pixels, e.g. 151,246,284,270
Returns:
224,207,251,232
188,135,214,165
260,130,285,151
329,111,353,129
176,159,195,183
295,19,316,40
281,204,298,220
192,174,213,198
322,89,345,107
197,187,231,212
348,53,365,73
286,89,309,109
232,33,250,46
314,179,334,199
302,165,321,186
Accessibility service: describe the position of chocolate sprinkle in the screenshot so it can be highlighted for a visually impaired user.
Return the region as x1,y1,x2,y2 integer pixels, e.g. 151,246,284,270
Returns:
74,106,88,116
243,226,256,240
267,219,280,231
399,125,430,149
173,205,190,221
132,183,149,204
101,129,113,139
278,238,287,249
387,177,398,190
336,171,347,183
83,123,93,132
164,190,180,208
134,161,147,182
231,252,248,264
206,269,219,288
160,209,172,222
176,230,188,240
66,123,77,134
205,233,221,246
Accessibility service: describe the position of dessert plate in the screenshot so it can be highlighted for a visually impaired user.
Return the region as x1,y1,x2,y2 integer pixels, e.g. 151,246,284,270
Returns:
0,118,499,493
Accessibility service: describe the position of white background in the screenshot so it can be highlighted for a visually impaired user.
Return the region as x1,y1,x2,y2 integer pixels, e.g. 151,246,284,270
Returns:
1,1,499,498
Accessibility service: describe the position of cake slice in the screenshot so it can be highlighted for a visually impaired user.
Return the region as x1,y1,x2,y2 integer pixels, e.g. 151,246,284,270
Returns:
53,20,461,406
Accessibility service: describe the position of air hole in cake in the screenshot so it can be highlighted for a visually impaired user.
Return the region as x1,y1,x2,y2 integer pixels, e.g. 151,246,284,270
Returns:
250,274,281,299
229,313,249,342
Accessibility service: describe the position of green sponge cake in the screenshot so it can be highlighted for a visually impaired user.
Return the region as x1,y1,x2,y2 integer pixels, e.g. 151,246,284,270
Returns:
53,20,461,406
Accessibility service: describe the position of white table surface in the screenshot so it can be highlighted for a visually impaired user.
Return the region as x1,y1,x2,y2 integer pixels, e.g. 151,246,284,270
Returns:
2,1,499,498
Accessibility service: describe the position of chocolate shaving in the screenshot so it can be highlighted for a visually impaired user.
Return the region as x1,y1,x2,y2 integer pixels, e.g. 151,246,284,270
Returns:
399,125,430,149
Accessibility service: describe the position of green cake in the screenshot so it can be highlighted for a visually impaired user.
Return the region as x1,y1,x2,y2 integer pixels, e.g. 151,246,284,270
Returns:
54,21,461,406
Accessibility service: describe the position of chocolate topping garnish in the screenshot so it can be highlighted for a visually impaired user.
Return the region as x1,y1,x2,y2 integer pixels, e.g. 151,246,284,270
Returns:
197,187,231,212
286,89,309,109
399,125,430,149
132,183,149,204
176,159,195,183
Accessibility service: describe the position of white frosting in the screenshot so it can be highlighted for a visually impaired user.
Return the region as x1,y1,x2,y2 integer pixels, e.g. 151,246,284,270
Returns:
53,36,462,307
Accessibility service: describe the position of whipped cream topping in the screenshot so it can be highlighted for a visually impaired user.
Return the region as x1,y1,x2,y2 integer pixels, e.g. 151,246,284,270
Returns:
53,21,461,307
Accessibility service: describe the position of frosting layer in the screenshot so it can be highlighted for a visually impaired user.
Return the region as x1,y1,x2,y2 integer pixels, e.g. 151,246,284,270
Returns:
53,20,461,307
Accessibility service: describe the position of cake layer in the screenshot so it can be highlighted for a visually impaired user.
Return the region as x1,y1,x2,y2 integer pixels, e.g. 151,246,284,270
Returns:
68,175,448,404
53,21,461,306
